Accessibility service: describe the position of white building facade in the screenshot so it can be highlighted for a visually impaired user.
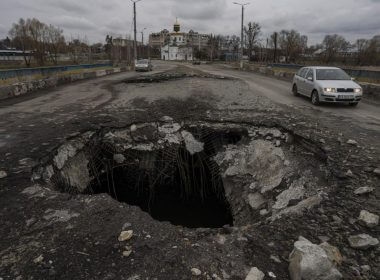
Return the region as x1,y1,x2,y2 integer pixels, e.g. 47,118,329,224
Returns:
161,19,193,61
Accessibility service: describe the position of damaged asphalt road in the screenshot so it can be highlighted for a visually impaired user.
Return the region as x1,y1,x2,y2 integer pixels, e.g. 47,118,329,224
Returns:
0,62,379,280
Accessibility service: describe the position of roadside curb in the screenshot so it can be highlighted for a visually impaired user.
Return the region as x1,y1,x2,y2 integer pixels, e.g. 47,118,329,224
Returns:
0,67,130,101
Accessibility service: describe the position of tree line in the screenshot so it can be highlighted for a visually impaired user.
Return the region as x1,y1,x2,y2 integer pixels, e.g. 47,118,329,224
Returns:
241,22,380,66
8,18,65,66
2,17,380,67
196,21,379,66
3,18,107,67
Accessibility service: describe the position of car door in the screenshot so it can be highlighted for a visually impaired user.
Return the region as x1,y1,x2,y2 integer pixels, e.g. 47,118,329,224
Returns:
304,68,315,97
298,68,309,95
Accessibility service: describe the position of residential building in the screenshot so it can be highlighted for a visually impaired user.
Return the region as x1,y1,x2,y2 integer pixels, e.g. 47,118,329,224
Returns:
149,29,169,48
113,37,142,47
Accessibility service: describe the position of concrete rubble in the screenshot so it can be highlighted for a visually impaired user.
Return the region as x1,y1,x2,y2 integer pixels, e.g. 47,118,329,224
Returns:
0,170,7,179
289,237,342,280
113,154,126,164
247,193,266,210
245,267,265,280
354,186,374,195
118,230,134,242
374,168,380,176
346,139,358,146
348,234,379,250
273,178,306,210
191,268,202,276
358,210,379,228
181,130,205,155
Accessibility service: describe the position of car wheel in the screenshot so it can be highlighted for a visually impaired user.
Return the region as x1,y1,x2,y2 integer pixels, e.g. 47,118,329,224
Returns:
349,102,359,107
292,84,299,96
311,90,320,106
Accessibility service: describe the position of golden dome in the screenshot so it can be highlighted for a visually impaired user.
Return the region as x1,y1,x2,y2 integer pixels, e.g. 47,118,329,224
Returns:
174,18,180,32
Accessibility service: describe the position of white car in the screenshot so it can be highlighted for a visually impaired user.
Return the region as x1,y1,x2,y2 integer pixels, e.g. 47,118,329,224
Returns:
292,66,363,106
135,59,153,72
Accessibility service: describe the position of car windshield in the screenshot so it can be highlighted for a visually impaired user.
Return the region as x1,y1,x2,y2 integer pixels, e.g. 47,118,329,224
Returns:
316,69,351,80
137,60,149,64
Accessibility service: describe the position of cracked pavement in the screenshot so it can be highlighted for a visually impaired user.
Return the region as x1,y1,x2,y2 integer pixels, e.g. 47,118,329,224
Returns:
0,61,379,280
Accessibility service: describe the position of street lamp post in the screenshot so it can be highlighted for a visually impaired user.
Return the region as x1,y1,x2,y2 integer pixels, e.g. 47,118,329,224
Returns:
141,27,147,59
141,27,147,46
233,2,250,69
131,0,142,62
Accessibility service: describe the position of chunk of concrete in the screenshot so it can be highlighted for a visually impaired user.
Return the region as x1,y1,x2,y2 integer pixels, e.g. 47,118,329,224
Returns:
273,178,305,210
118,230,133,242
374,168,380,176
358,210,379,228
247,193,266,210
0,170,7,179
53,140,84,170
245,267,265,280
60,152,91,193
289,237,342,280
181,131,204,155
348,234,379,250
354,187,374,195
347,139,358,146
248,140,285,193
191,268,202,276
271,195,322,221
113,154,126,164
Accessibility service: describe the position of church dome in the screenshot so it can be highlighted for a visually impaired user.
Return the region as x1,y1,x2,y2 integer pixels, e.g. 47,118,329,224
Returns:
173,18,180,32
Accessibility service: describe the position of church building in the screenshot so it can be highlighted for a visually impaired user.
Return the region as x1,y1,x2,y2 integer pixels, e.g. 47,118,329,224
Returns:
161,19,193,61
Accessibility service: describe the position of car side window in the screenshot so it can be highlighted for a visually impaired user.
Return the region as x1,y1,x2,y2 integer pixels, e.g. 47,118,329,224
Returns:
306,69,314,80
297,68,304,77
300,68,308,78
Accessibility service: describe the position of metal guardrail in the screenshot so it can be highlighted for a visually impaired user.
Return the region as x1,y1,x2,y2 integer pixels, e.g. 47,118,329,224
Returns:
268,63,304,70
267,63,380,80
0,63,113,80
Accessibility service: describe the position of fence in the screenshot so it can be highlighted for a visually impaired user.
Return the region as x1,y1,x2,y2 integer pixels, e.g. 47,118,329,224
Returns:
267,63,380,81
0,63,113,80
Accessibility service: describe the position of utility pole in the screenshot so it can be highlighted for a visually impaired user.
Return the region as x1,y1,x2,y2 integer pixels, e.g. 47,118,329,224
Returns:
141,27,147,45
273,32,278,63
131,0,142,63
233,2,250,69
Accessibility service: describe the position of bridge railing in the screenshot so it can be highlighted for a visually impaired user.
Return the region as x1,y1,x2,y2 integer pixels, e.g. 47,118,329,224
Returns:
0,63,113,80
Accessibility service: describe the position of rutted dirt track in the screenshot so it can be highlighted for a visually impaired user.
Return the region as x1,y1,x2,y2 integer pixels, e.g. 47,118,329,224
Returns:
0,62,379,280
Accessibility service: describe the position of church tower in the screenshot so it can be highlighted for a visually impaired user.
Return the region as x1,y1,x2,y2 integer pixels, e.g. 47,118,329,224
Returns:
173,18,180,33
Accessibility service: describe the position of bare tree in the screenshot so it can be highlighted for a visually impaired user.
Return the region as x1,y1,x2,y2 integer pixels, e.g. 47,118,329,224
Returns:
46,25,65,65
230,35,240,60
28,18,48,66
244,22,261,61
68,37,89,64
270,32,278,63
208,34,222,61
9,18,66,66
322,34,349,64
105,35,113,61
9,18,33,67
278,30,308,63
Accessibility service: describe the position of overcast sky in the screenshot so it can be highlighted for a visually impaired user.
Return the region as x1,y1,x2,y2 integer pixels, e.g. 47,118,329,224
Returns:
0,0,379,45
